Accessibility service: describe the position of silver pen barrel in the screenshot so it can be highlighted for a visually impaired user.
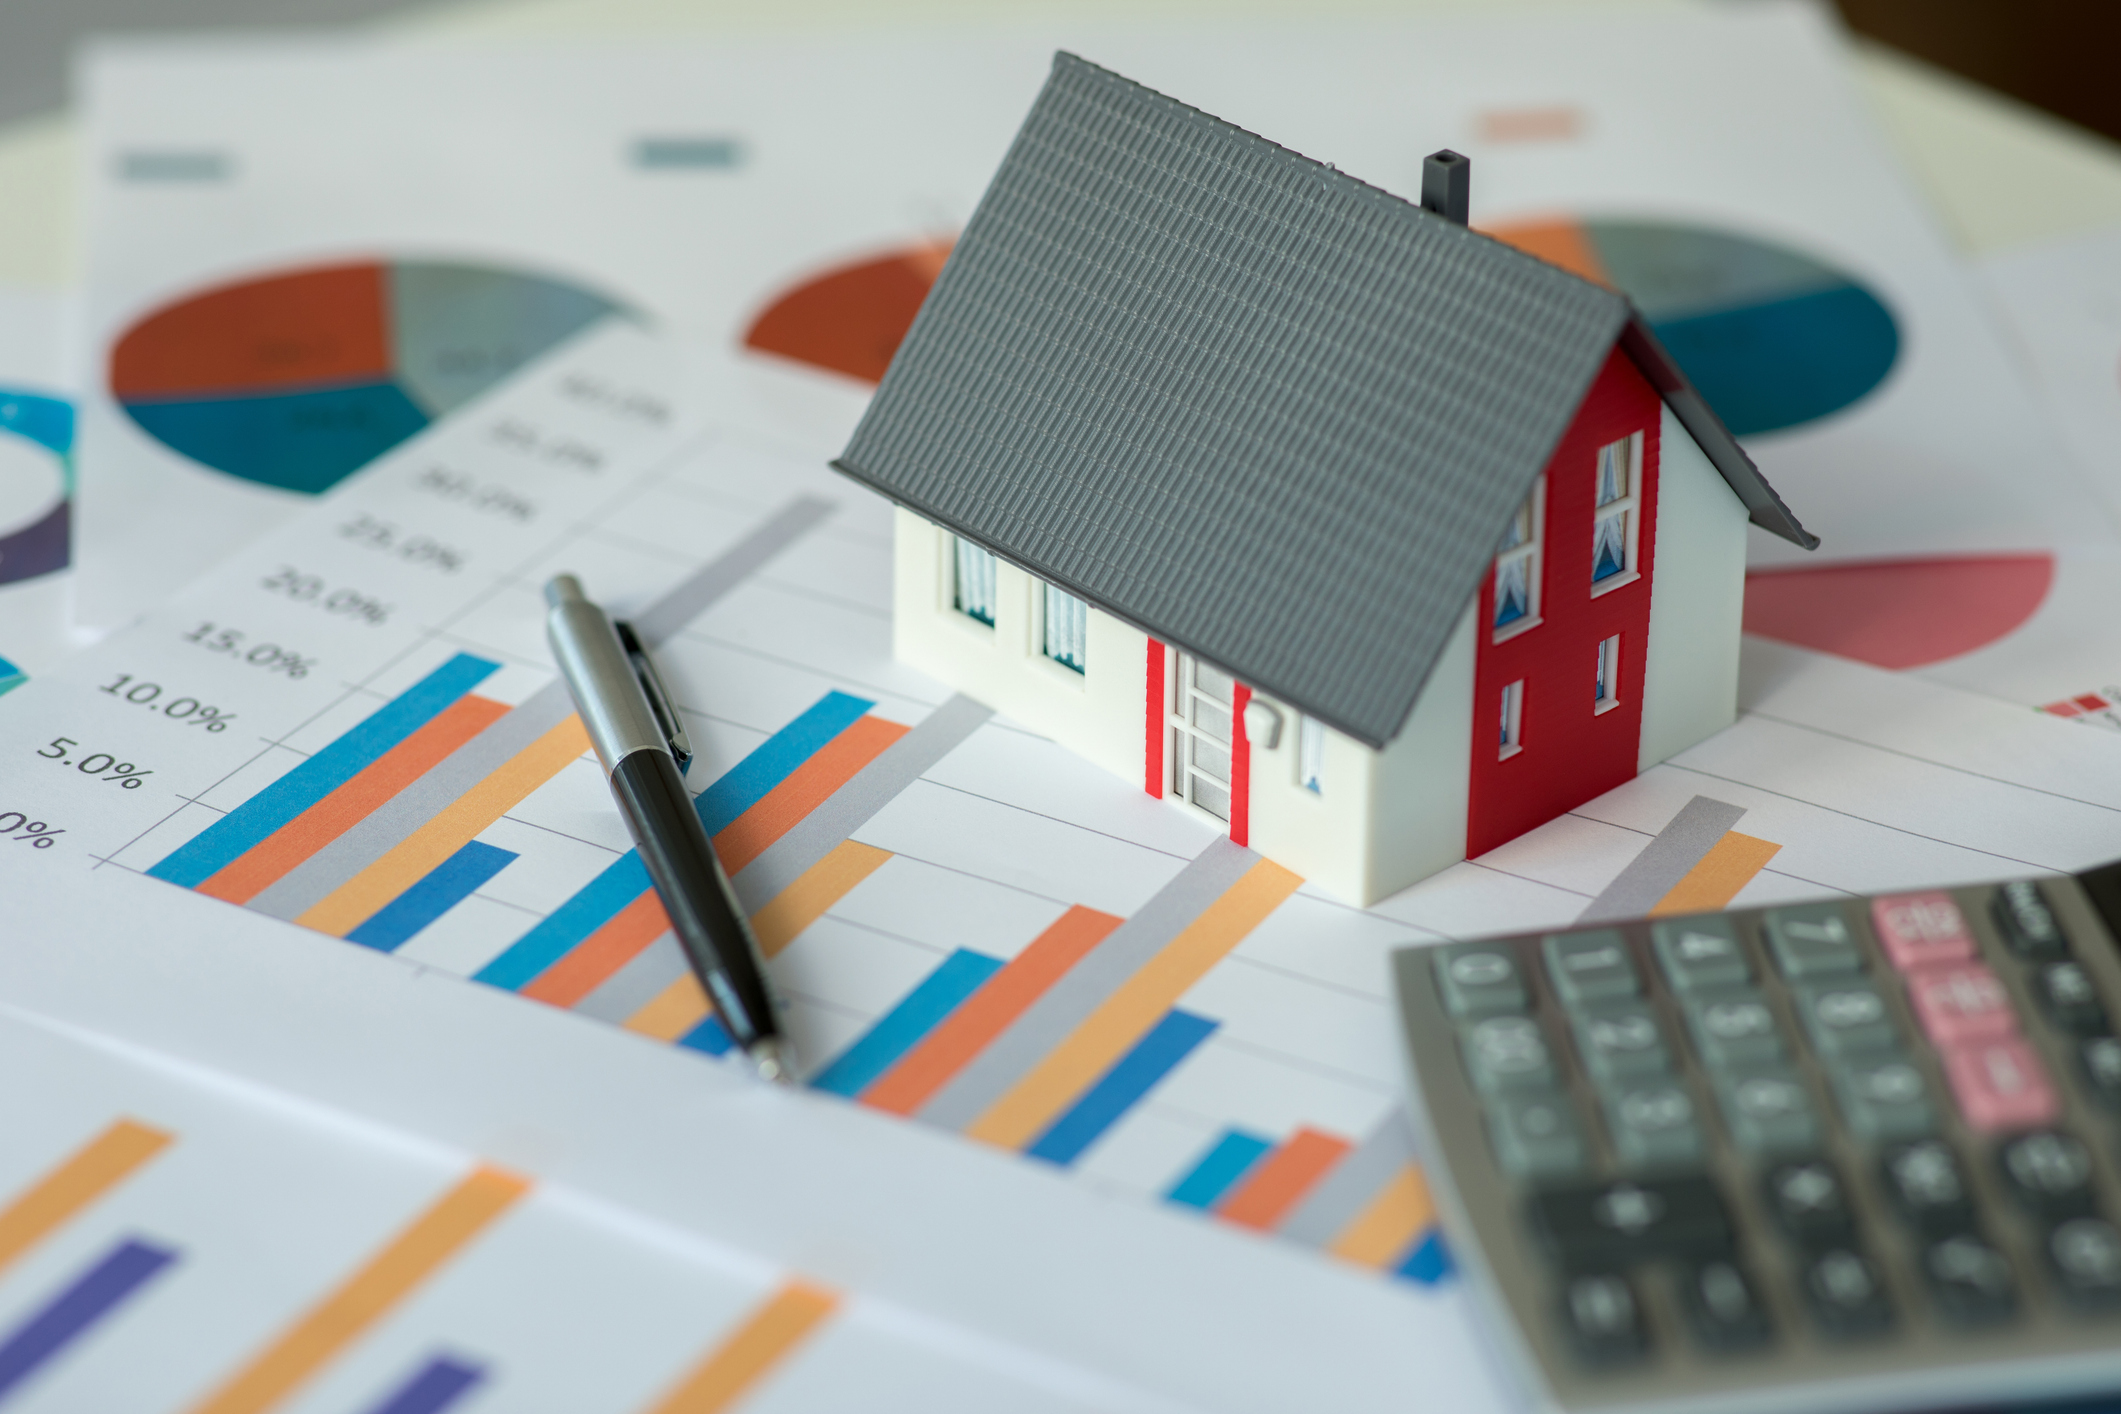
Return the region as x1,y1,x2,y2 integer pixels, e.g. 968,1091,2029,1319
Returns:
544,574,667,774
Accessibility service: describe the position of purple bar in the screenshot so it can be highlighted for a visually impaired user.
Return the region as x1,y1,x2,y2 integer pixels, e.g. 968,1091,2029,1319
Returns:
360,1355,486,1414
0,1237,175,1399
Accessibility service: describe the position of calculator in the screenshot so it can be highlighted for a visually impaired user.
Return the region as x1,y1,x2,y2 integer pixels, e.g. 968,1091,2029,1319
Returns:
1391,862,2121,1414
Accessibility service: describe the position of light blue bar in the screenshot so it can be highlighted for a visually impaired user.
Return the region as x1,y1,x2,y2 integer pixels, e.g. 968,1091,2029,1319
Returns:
1396,1229,1454,1285
148,653,499,888
1165,1129,1275,1210
346,840,517,952
1026,1011,1217,1167
678,1016,733,1056
809,950,1004,1098
473,689,874,991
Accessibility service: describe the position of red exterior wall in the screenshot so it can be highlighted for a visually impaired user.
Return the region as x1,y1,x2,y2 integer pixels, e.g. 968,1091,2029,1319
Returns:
1466,345,1663,858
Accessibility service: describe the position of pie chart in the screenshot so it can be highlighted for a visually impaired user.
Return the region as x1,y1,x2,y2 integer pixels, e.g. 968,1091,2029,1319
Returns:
0,389,72,586
110,261,626,495
1482,219,1898,436
743,242,953,386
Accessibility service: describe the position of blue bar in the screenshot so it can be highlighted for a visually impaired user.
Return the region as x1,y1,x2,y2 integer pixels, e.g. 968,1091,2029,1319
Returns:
347,841,518,952
1026,1011,1218,1167
808,950,1004,1098
149,654,499,888
360,1355,486,1414
1396,1229,1454,1285
678,1016,733,1056
1165,1129,1274,1210
474,690,874,991
0,1238,176,1399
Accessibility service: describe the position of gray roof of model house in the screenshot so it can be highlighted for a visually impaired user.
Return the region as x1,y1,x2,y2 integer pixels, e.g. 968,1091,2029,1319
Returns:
833,52,1813,749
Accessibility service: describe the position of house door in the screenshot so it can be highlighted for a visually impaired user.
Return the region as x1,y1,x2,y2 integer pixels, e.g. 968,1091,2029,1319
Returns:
1167,653,1236,822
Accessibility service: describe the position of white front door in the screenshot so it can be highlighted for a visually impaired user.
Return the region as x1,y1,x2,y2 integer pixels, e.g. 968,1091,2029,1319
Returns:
1167,652,1235,822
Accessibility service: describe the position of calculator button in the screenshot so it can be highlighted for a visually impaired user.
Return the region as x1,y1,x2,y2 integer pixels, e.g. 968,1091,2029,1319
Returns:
1999,1130,2098,1218
1461,1017,1556,1093
1907,965,2019,1047
1943,1038,2059,1133
2034,961,2109,1036
1712,1068,1819,1157
1764,1160,1855,1246
1766,905,1863,979
1685,989,1785,1067
1435,945,1528,1018
2081,1037,2121,1109
2046,1218,2121,1310
1793,982,1897,1056
1994,880,2068,961
1603,1081,1704,1167
1921,1234,2019,1326
1881,1140,1977,1234
1572,1004,1669,1080
1680,1259,1773,1351
1799,1247,1895,1339
1652,918,1750,992
1871,892,1978,972
1529,1176,1733,1269
1830,1057,1936,1142
1559,1273,1649,1365
1486,1092,1589,1179
1544,931,1639,1005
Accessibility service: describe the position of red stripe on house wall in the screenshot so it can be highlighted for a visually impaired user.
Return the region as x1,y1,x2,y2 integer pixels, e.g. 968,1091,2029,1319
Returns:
1144,638,1166,798
1231,683,1252,848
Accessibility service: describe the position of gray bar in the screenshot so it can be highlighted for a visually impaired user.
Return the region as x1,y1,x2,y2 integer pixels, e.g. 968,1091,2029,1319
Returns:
246,498,833,925
118,150,230,182
1277,1108,1419,1247
630,496,835,646
916,836,1258,1132
248,683,577,922
633,136,746,171
573,932,689,1024
1577,795,1747,923
731,693,993,912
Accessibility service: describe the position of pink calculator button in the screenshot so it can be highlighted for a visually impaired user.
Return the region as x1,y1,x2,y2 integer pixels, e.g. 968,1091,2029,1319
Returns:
1943,1038,2058,1132
1908,965,2019,1045
1871,893,1977,971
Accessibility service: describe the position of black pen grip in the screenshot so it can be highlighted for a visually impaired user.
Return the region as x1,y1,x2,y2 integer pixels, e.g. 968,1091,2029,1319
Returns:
610,748,778,1050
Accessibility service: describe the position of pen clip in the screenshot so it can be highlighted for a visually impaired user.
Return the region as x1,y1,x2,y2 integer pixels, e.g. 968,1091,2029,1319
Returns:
614,620,694,773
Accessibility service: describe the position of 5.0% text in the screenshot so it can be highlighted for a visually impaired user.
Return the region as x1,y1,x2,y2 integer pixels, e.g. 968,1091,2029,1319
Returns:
37,740,152,788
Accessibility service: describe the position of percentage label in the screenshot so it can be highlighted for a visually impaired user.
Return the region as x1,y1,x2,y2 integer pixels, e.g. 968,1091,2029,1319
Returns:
0,813,62,848
98,675,238,731
338,515,467,574
412,466,537,523
38,739,153,788
262,567,393,626
183,622,316,678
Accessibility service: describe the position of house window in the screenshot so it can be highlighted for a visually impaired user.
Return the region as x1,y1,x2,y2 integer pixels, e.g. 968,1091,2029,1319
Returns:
953,537,997,626
1591,434,1640,589
1500,680,1524,760
1042,583,1087,673
1298,716,1326,795
1594,635,1620,714
1492,478,1543,638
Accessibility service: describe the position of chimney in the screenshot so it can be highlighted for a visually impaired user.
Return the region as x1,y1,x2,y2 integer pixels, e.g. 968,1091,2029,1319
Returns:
1421,150,1470,226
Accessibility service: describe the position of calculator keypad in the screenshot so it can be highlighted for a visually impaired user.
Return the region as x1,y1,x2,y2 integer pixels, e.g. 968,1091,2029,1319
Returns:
1400,871,2121,1405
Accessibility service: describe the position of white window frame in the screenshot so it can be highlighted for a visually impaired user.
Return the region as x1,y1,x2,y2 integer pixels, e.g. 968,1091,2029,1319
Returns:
1594,634,1621,715
1168,651,1237,822
1298,716,1326,795
1038,581,1088,676
1590,433,1642,596
949,533,998,629
1492,477,1545,642
1500,680,1525,760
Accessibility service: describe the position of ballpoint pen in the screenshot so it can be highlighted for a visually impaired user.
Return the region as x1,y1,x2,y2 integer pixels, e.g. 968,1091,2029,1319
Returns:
543,573,794,1082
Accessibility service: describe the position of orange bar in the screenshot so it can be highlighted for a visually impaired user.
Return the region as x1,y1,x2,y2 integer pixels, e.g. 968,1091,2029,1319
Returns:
0,1119,172,1275
1327,1165,1437,1269
198,695,510,904
713,716,907,875
751,841,892,958
624,973,712,1043
1217,1128,1354,1231
521,889,670,1007
1651,831,1782,917
862,905,1122,1116
644,1280,839,1414
185,1166,528,1414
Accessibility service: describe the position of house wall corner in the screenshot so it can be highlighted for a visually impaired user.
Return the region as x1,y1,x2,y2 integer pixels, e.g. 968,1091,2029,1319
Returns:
1637,405,1749,771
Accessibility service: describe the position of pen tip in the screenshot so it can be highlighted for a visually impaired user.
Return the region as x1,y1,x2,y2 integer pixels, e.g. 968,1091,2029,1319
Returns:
545,574,585,609
746,1038,798,1086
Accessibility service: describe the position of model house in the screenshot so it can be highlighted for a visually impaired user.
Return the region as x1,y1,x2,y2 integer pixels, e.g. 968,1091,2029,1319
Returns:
832,54,1815,906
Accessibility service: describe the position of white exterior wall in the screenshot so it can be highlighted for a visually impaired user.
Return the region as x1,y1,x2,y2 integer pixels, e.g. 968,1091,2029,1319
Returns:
1638,404,1750,771
893,509,1147,785
1244,601,1475,906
